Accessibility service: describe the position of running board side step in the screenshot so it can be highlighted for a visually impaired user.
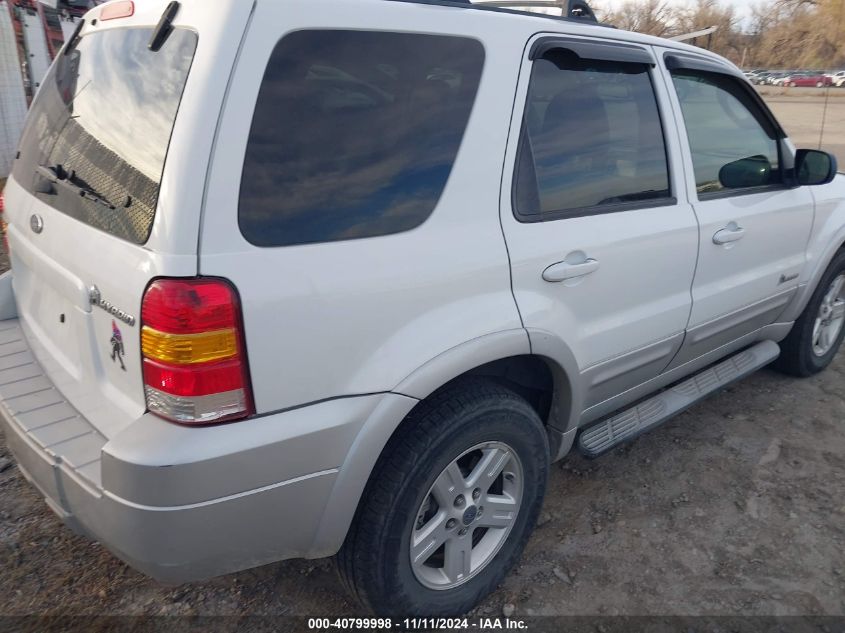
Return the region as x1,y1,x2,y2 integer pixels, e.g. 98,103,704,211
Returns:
577,340,780,458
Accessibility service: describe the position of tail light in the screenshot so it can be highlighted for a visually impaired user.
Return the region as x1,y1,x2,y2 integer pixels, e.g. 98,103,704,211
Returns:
141,278,254,425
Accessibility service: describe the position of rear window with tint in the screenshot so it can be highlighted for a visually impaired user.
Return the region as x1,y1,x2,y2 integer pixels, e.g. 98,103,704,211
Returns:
12,27,197,244
239,30,485,247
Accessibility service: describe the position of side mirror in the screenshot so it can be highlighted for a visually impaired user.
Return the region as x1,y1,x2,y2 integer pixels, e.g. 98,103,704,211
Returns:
795,149,837,186
719,155,771,189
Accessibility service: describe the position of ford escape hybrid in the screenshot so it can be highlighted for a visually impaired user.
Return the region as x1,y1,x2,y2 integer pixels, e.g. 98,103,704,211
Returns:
1,0,844,617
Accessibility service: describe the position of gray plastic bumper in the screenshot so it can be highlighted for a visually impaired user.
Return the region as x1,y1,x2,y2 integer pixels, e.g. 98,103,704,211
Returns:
0,310,389,582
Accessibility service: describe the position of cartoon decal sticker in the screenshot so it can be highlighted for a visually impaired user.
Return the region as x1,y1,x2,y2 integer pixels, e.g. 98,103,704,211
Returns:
110,320,126,371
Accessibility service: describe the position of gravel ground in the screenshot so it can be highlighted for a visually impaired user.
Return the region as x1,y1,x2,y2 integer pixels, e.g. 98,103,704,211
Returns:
0,94,844,619
1,346,843,617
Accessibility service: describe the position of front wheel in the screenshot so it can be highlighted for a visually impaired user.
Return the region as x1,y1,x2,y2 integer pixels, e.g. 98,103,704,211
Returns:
773,250,845,376
337,379,549,616
816,81,824,88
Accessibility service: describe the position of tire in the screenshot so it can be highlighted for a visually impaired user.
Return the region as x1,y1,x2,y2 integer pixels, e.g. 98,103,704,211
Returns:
773,249,845,377
816,81,823,88
337,379,549,616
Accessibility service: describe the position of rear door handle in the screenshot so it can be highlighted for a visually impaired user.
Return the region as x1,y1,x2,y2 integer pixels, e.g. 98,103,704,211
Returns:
713,224,746,245
542,258,600,282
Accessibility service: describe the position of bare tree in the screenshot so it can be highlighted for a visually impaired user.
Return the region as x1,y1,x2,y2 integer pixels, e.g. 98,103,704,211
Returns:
598,0,845,69
599,0,675,37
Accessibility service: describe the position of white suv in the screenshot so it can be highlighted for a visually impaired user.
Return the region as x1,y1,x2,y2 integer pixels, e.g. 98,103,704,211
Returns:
1,0,843,617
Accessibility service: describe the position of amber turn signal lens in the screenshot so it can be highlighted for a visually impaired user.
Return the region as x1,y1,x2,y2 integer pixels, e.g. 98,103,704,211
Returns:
141,326,238,365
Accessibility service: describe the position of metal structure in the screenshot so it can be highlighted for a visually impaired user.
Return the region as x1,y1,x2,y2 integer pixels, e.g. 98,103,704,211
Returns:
670,25,718,49
471,0,598,21
0,1,29,178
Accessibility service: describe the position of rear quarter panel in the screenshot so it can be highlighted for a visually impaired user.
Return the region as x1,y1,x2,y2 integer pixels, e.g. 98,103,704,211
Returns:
198,0,531,413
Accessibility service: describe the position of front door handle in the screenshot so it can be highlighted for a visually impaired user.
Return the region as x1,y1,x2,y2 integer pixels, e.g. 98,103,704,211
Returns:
713,224,746,245
542,258,600,282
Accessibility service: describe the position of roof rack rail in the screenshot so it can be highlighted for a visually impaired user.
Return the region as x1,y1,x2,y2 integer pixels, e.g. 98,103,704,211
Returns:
385,0,608,27
473,0,598,22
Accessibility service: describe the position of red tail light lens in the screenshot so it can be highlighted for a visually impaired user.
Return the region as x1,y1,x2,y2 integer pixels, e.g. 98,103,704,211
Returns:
143,359,246,397
141,278,239,334
141,278,253,425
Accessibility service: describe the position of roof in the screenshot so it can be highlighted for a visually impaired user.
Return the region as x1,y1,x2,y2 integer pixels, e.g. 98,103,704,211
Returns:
382,0,739,74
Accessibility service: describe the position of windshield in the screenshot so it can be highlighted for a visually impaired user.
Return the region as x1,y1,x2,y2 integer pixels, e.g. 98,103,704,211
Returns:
12,26,198,244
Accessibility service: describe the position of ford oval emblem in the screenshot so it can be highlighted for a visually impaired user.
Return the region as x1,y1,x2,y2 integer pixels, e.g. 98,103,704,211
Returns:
30,214,43,234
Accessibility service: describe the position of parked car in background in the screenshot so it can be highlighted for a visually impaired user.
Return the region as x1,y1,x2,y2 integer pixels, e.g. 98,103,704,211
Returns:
750,71,772,85
783,72,833,87
766,71,789,85
831,71,845,87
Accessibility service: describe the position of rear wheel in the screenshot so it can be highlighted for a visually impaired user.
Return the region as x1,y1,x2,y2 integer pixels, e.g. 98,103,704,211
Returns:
337,379,549,616
774,250,845,376
816,81,824,87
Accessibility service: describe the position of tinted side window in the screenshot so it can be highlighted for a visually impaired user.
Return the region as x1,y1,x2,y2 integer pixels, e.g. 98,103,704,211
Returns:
515,50,671,220
670,70,782,196
239,30,484,247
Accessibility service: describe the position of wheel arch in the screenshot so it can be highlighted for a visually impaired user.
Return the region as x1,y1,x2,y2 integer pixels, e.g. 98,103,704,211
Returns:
393,328,581,436
783,214,845,323
308,329,582,557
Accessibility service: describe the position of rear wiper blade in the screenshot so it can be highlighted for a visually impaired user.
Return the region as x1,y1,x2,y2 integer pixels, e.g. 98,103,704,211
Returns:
149,1,180,52
34,164,60,193
63,18,85,56
36,164,126,210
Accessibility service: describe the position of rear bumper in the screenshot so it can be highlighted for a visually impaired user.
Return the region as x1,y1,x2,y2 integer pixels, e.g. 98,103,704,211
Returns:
0,300,409,582
4,409,338,582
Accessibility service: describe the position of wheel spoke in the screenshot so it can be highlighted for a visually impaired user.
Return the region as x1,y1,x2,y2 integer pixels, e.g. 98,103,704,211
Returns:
466,447,510,492
410,510,449,566
830,276,845,302
832,300,845,320
443,535,473,584
813,319,823,347
477,493,518,529
819,324,832,351
430,462,466,508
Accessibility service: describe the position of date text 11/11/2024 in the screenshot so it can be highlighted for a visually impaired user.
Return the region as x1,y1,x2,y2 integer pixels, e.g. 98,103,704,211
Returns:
307,617,529,630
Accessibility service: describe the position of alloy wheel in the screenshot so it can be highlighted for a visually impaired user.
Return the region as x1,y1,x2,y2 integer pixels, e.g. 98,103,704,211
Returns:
410,441,523,590
812,273,845,357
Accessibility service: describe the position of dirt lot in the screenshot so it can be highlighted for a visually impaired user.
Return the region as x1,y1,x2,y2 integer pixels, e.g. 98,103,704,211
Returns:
1,93,844,619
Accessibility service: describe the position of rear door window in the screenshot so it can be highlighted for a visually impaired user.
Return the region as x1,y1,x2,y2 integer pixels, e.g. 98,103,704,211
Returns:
514,49,671,220
13,27,198,244
239,30,485,247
